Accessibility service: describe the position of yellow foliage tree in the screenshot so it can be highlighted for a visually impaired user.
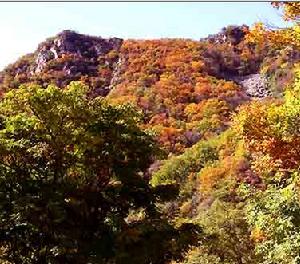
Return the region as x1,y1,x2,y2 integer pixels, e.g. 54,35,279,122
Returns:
246,2,300,49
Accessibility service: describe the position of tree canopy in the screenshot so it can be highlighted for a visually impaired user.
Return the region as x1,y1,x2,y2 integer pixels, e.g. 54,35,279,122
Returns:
0,82,199,264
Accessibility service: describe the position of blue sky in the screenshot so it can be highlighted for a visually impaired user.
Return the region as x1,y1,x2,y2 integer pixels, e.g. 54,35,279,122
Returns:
0,2,289,70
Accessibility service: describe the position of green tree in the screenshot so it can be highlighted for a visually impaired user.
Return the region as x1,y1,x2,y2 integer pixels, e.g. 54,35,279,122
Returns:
0,82,200,264
234,68,300,264
245,176,300,264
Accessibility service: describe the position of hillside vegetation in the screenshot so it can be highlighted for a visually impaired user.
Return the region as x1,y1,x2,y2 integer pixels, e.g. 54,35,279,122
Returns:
0,2,300,264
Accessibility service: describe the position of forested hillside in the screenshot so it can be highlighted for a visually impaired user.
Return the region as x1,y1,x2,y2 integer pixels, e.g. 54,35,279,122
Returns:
0,2,299,264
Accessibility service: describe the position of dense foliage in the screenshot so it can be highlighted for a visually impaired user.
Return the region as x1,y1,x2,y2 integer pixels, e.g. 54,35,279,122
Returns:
0,2,300,264
0,83,200,263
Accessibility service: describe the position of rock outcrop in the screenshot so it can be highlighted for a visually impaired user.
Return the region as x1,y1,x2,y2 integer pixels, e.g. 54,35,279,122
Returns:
200,25,248,45
17,30,123,96
108,56,125,90
33,30,123,74
232,74,271,98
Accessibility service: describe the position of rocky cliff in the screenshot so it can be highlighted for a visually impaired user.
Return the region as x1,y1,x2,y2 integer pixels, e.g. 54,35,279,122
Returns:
0,30,123,96
200,25,249,46
232,74,271,98
34,30,123,73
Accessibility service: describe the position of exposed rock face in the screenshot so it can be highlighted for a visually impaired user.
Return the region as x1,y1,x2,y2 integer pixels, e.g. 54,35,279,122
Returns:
16,30,124,96
233,74,271,98
34,30,123,74
200,25,248,45
108,56,125,90
222,25,248,45
35,50,55,73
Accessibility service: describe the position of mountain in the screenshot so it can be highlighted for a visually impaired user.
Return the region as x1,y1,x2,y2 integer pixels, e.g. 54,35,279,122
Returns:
1,26,297,155
0,30,123,97
0,26,267,94
1,5,300,262
2,26,297,98
0,25,298,208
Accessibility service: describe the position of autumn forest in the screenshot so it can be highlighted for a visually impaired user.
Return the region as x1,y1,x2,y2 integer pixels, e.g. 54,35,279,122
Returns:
0,2,300,264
